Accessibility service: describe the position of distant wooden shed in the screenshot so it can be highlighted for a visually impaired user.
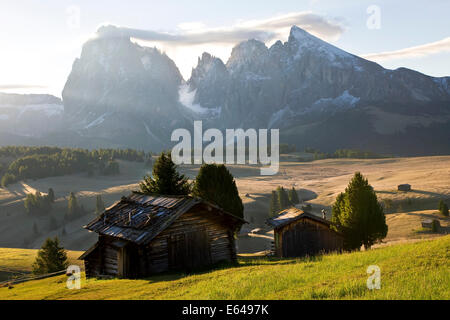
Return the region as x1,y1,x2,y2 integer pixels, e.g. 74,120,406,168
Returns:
398,184,411,191
422,219,440,230
267,208,343,258
80,193,246,278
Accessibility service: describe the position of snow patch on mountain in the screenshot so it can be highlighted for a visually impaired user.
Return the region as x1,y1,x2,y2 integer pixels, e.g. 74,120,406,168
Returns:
268,106,294,128
178,84,221,116
244,72,271,81
85,113,108,129
313,90,360,108
434,77,450,94
289,26,363,71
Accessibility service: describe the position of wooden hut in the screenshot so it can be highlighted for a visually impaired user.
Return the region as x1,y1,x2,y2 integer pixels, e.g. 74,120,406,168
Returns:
267,208,343,258
79,193,246,278
398,184,411,191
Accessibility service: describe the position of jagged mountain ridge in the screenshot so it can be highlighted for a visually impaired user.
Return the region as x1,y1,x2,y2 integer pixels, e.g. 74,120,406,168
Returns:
189,26,450,126
1,25,449,154
185,26,450,154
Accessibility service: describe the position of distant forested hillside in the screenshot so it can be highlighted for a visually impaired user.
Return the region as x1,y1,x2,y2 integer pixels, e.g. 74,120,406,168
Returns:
0,146,149,186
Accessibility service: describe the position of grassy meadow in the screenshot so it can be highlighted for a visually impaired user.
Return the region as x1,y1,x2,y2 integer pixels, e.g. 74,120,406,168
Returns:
0,236,448,300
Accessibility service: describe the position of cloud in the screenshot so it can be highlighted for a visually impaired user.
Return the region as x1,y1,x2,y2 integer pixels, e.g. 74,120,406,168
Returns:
362,37,450,61
96,11,345,45
94,12,345,80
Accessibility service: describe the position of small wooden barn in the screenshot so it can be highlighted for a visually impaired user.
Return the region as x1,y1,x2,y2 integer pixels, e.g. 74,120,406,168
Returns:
80,193,246,278
267,208,343,258
398,184,411,191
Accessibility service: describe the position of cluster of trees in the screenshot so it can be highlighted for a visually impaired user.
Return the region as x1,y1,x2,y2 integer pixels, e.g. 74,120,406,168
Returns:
65,192,87,221
279,144,297,154
438,200,449,216
0,146,150,187
26,191,106,245
0,146,62,158
0,146,146,162
331,172,388,250
24,188,55,215
269,186,300,217
139,152,244,219
303,147,387,160
24,187,94,221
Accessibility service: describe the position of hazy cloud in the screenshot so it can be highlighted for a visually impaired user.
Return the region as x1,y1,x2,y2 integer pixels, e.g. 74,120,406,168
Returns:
96,11,345,45
0,84,47,90
363,37,450,61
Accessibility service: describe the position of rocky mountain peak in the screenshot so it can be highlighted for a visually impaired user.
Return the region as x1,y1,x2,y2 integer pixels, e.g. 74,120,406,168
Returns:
226,39,269,72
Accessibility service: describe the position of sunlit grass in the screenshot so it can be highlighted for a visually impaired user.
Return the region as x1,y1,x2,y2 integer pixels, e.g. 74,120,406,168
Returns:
0,247,83,273
0,236,448,300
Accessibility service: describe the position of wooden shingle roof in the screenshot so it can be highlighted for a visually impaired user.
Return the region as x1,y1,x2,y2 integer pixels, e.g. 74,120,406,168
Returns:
84,193,245,245
267,207,331,229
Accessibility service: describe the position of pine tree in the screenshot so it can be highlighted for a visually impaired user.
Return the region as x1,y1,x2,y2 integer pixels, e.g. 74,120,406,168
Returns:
192,164,244,219
439,200,449,216
67,192,79,219
277,187,291,210
269,191,281,217
95,195,105,216
32,237,68,274
288,187,300,204
331,172,388,250
47,188,55,203
139,152,191,195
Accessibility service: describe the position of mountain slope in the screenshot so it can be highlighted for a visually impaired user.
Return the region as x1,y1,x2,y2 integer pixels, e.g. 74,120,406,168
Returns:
0,93,64,140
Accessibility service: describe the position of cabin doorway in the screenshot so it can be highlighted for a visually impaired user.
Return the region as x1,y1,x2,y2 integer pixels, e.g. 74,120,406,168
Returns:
117,243,139,278
168,229,211,271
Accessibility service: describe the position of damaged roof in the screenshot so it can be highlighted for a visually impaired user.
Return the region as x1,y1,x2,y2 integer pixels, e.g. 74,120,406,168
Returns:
84,193,245,245
267,207,331,229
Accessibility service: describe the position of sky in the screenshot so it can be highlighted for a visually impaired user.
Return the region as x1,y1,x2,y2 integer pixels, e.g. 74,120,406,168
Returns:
0,0,449,97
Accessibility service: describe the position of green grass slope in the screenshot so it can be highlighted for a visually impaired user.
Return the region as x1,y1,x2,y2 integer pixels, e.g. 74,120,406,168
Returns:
0,236,449,300
0,248,83,282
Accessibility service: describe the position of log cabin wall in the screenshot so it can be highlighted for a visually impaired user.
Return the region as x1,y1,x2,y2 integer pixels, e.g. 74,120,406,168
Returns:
83,235,120,277
100,236,120,276
144,209,237,275
83,246,101,278
275,218,343,258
